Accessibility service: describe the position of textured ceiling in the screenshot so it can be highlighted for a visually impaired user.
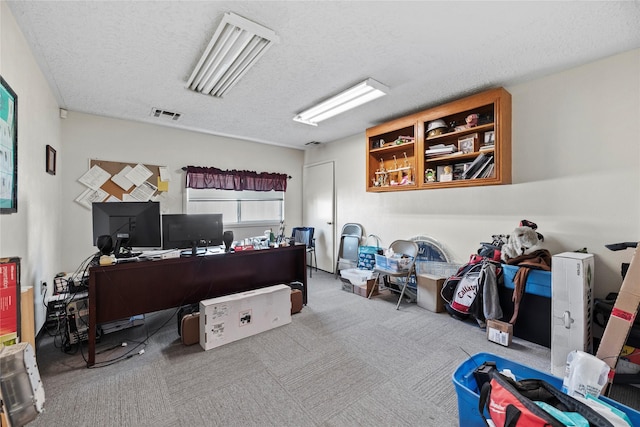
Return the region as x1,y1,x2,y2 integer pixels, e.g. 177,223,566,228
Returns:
7,1,640,150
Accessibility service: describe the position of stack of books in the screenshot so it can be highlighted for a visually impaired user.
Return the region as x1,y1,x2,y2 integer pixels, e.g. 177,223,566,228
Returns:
461,153,495,180
425,144,458,157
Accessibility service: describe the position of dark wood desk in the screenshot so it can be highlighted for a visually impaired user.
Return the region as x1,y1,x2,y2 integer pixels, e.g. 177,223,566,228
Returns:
88,245,307,366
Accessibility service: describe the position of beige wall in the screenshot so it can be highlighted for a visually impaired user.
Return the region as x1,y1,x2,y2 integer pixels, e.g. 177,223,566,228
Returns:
0,2,63,330
60,112,304,270
4,0,639,333
305,48,640,298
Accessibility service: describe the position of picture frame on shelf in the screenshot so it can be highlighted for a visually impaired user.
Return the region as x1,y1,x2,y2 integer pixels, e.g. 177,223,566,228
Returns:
0,75,18,214
453,162,472,180
46,145,56,175
457,133,479,154
437,165,453,182
484,130,495,145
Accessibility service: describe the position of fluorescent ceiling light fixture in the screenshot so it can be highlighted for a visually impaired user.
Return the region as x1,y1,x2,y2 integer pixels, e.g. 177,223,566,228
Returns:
293,78,389,126
187,12,279,98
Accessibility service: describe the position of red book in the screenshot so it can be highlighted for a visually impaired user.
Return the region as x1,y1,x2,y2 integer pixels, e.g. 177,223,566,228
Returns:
0,259,20,345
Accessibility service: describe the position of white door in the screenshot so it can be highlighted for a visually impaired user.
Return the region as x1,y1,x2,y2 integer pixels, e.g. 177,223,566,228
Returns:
303,161,335,273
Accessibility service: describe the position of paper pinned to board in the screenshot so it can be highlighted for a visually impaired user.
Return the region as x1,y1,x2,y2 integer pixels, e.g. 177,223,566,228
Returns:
125,163,153,187
111,165,135,191
78,165,110,190
157,177,169,192
75,187,108,210
130,181,157,201
158,166,171,182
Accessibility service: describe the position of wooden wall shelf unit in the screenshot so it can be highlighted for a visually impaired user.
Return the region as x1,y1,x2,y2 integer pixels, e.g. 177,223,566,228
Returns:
366,87,511,192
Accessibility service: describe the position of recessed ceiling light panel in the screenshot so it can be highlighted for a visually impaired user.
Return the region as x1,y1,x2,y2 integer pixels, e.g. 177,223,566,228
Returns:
187,12,279,98
293,78,389,126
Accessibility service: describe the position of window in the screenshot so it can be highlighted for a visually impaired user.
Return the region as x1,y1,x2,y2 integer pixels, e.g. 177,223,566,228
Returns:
186,188,284,225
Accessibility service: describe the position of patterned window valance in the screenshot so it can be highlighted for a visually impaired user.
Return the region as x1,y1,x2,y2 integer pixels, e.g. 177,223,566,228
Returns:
186,166,288,192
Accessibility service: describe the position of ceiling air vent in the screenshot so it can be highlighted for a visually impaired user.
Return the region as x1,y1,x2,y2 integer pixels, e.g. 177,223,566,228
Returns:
151,108,182,121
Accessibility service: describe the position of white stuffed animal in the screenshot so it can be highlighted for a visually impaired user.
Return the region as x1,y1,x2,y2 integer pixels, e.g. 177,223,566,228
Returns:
501,226,542,261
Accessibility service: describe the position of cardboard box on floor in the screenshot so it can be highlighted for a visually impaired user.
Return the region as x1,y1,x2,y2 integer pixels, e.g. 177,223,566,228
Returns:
199,284,291,351
416,274,446,312
550,252,595,377
595,244,640,381
487,319,513,347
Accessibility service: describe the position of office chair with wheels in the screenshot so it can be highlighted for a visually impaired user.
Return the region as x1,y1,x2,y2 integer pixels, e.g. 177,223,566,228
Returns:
368,239,419,310
335,223,363,278
292,227,317,277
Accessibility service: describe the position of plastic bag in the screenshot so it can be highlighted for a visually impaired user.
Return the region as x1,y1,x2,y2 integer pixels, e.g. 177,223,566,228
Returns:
357,235,382,270
561,350,610,398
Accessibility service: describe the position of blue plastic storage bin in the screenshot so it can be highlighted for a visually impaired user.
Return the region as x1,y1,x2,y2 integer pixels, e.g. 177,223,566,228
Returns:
502,264,552,297
453,352,640,427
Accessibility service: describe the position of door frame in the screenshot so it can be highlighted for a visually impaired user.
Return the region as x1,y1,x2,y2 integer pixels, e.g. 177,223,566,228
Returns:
303,160,336,273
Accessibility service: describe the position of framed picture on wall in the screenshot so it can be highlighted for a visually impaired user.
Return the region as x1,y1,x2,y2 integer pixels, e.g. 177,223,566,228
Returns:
46,145,57,175
0,75,18,214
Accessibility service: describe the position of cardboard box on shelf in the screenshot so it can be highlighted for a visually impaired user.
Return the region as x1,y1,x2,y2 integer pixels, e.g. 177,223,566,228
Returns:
551,252,595,377
199,284,291,351
595,244,640,380
487,319,513,347
416,274,446,312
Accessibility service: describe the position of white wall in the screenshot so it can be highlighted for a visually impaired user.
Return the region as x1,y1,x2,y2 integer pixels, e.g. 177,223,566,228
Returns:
60,112,304,270
0,2,63,330
305,49,640,298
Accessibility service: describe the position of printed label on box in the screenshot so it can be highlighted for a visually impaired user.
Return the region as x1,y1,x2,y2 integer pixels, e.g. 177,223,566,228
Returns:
488,329,510,346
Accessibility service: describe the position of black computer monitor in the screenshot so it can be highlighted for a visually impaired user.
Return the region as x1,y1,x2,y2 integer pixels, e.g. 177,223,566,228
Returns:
162,213,223,255
92,201,161,257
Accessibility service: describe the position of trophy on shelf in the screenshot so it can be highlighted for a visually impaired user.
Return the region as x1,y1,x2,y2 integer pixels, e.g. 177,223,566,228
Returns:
402,152,412,184
375,158,388,187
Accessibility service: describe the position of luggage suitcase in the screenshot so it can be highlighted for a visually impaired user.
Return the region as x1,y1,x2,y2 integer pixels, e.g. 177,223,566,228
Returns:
177,303,199,336
289,281,306,305
291,289,303,314
181,312,200,346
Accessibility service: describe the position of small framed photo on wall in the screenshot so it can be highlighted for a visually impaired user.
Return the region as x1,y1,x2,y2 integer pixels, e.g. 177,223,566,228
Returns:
46,145,56,175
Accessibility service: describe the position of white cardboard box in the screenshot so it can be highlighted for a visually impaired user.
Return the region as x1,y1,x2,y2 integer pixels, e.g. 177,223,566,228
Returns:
551,252,595,376
487,319,513,347
199,284,291,351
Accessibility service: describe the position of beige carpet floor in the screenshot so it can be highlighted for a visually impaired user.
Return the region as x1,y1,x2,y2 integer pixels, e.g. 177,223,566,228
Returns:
30,270,638,426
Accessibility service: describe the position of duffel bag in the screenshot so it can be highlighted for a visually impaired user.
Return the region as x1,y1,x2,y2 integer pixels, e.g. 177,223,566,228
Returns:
479,369,617,427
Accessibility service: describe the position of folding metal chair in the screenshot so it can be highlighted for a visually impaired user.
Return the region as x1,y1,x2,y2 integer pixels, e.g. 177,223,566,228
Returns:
368,240,419,310
335,223,363,277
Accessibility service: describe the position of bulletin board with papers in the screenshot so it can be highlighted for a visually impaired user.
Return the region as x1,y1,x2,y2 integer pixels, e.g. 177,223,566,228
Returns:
74,159,171,209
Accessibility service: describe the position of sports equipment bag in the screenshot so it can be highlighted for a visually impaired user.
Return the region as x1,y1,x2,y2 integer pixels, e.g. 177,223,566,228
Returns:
479,369,616,427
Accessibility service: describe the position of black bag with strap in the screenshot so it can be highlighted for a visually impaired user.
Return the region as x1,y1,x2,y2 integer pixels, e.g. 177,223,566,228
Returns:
478,368,615,427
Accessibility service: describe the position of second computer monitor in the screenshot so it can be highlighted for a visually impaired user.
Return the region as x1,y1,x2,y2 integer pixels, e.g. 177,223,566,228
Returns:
162,213,223,252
